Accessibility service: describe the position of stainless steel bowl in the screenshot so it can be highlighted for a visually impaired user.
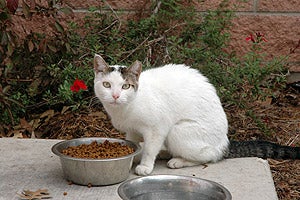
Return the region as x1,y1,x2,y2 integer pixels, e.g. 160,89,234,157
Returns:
118,175,232,200
51,137,141,186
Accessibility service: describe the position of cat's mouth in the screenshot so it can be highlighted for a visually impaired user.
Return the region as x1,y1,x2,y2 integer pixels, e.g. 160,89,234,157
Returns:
109,100,121,105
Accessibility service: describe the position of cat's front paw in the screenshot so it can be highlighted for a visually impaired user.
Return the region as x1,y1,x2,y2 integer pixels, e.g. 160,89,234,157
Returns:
135,164,153,176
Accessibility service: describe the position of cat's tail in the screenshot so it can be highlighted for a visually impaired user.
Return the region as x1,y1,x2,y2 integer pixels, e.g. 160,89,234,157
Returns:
225,140,300,159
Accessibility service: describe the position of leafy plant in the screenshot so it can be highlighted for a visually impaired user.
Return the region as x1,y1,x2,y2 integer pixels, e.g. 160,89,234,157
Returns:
43,63,93,109
0,0,78,125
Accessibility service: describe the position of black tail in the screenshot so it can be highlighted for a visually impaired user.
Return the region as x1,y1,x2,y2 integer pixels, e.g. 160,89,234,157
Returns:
225,140,300,159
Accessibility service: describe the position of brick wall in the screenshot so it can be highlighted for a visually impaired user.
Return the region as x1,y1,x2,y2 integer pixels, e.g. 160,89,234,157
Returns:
226,0,300,73
12,0,300,72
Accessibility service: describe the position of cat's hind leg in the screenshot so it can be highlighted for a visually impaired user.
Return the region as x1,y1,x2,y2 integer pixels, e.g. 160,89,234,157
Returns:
166,120,227,169
167,146,222,169
166,145,221,169
167,157,199,168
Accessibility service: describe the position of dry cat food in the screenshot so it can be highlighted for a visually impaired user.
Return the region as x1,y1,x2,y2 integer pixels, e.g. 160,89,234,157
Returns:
61,140,135,159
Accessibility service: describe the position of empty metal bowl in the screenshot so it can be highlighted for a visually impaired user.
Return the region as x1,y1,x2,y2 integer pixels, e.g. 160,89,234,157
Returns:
118,175,232,200
51,137,141,186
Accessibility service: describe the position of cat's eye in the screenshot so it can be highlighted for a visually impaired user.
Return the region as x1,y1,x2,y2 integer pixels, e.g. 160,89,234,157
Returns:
122,84,131,90
103,82,111,88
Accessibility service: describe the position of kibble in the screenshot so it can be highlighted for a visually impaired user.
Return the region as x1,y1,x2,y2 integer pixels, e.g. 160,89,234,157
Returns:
61,140,135,159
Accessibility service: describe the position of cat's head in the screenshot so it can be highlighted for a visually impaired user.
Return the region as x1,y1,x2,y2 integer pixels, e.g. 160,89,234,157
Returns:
93,54,142,106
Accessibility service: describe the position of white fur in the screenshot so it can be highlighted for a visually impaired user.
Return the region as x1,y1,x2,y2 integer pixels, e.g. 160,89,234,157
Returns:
94,62,229,176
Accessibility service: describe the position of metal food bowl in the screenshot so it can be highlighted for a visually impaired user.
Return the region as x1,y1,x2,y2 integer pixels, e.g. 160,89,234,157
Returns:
51,137,141,186
118,175,232,200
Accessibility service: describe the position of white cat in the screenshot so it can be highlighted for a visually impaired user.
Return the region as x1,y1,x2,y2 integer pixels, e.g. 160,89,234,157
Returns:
93,54,229,176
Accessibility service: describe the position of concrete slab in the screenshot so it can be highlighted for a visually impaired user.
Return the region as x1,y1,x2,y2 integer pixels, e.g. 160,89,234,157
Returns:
0,138,278,200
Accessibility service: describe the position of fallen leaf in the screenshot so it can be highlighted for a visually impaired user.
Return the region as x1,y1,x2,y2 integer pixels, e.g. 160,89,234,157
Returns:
20,118,33,133
12,130,24,138
22,0,31,18
88,111,107,119
40,110,55,123
28,40,35,52
29,118,41,130
259,97,272,107
17,189,51,200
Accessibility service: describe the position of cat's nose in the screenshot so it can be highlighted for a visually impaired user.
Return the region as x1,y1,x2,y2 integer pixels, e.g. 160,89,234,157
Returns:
112,94,120,100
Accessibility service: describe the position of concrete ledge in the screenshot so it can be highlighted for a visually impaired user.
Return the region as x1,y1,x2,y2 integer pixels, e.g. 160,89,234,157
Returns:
0,138,278,200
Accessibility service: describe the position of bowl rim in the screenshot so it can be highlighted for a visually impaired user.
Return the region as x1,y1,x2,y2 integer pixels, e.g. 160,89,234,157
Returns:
51,137,142,162
118,174,232,200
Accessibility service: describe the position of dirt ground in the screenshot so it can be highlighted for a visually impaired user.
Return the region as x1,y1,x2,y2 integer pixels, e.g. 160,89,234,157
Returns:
2,85,299,200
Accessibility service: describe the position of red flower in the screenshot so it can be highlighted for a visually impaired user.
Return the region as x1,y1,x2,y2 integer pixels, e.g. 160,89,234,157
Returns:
70,79,87,92
246,32,267,43
246,34,255,43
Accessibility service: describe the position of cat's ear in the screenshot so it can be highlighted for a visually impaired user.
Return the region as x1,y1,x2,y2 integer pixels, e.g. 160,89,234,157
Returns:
128,60,142,79
94,54,109,74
